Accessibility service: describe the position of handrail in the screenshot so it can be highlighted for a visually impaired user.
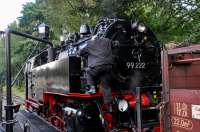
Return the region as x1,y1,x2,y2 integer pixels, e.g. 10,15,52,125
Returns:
174,58,200,64
11,43,39,87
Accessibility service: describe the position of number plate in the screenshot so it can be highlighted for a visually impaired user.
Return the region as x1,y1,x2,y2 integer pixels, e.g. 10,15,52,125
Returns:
126,62,146,69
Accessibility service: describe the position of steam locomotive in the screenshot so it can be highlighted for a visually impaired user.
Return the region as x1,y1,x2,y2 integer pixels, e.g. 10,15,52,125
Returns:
24,18,162,132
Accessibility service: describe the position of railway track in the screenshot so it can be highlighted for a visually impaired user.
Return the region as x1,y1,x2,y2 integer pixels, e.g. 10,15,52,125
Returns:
0,94,59,132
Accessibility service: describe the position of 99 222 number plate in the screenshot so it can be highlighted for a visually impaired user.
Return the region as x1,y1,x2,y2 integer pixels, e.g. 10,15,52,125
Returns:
126,62,146,69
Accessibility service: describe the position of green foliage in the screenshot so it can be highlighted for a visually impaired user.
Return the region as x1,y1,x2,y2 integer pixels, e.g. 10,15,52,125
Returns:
14,0,200,43
0,0,200,85
2,85,25,98
41,0,200,43
12,85,25,98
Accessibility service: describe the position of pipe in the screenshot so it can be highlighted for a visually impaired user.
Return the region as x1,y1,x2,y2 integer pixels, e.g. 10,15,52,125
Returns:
0,81,2,122
63,107,80,116
47,47,54,62
7,29,53,47
25,72,28,100
72,36,92,46
5,29,13,132
4,28,53,132
136,87,142,132
0,31,4,122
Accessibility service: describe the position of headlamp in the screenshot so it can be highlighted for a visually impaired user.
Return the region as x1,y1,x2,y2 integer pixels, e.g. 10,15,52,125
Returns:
138,23,146,33
60,35,65,42
118,99,129,112
38,23,50,40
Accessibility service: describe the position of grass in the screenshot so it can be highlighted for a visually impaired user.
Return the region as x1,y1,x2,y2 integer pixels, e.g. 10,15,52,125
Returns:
2,85,25,110
3,85,25,98
12,85,25,98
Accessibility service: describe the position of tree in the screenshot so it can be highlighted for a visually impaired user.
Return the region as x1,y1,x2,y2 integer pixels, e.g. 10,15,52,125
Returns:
1,0,200,85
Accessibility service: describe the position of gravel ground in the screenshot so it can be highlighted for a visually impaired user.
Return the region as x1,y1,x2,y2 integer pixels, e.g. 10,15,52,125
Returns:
1,94,24,119
0,95,58,132
0,94,24,132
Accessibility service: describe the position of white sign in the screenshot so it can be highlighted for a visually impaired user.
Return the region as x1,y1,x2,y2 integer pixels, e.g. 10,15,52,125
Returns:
192,104,200,120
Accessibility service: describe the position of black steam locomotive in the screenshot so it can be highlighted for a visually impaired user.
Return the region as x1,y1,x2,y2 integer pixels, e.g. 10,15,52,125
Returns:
25,18,161,132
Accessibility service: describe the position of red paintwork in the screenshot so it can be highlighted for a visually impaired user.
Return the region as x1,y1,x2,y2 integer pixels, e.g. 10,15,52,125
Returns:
170,89,200,132
128,98,136,108
25,90,157,131
174,58,200,64
26,91,152,112
104,112,113,129
153,125,161,132
162,45,200,132
141,93,150,106
168,45,200,55
25,100,40,108
25,97,43,111
44,91,103,98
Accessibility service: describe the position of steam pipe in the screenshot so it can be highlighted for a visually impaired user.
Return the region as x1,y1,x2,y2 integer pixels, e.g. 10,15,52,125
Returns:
72,36,92,46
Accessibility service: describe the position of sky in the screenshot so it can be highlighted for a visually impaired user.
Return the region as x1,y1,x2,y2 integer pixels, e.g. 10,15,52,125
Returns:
0,0,35,30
